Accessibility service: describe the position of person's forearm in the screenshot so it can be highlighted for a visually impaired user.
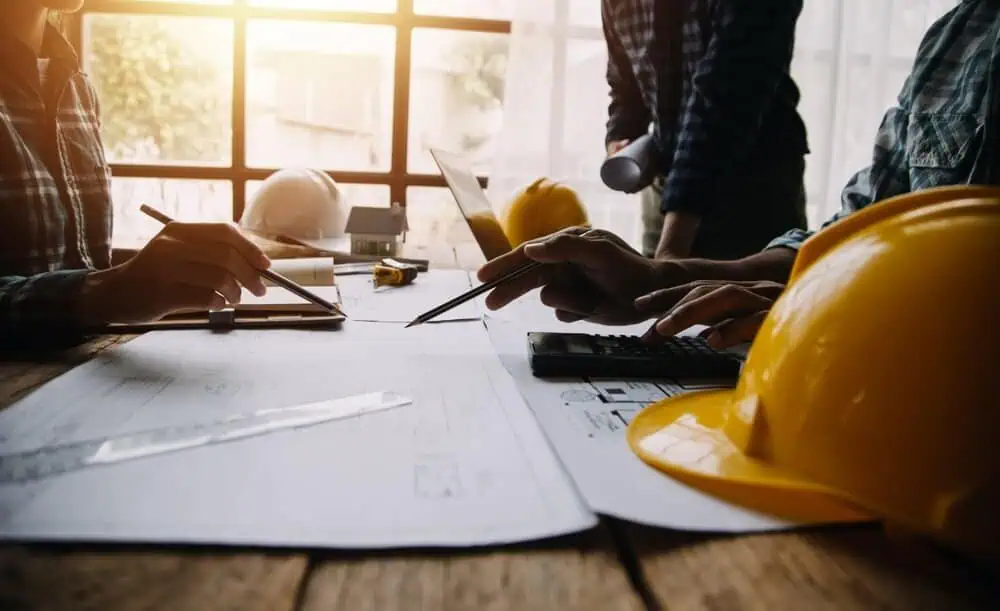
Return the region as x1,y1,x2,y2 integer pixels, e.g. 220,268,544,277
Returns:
0,270,92,348
659,247,797,286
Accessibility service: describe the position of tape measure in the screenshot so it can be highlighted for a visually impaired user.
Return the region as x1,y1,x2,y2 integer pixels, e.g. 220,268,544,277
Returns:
0,391,411,485
373,258,419,288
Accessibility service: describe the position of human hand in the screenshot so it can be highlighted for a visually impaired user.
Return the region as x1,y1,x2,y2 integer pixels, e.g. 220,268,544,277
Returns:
606,139,630,158
80,221,271,326
654,211,701,260
477,227,690,325
634,280,785,348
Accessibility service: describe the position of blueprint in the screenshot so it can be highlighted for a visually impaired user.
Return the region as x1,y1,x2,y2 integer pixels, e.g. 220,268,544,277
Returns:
483,307,793,533
335,269,481,323
0,320,595,548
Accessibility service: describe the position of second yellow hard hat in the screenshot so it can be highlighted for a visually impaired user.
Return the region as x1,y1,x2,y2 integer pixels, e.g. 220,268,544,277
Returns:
501,178,589,246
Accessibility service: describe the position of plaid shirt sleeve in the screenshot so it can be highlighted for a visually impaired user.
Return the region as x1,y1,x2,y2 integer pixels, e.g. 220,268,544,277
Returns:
0,270,91,347
661,0,803,216
603,0,651,146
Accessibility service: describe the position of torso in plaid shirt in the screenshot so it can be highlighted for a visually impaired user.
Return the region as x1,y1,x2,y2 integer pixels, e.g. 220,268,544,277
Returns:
769,0,1000,251
602,0,809,219
0,25,112,345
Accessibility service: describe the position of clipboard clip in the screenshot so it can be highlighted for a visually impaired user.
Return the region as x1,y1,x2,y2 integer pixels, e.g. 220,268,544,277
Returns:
208,307,236,333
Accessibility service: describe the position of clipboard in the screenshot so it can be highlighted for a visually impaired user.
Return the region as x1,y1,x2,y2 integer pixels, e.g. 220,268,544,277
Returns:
91,291,346,334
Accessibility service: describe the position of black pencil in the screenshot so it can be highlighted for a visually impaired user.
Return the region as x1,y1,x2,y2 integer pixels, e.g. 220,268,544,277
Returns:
405,260,542,327
139,204,347,318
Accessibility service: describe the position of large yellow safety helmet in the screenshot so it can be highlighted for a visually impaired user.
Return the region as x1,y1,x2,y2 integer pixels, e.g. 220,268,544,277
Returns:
627,185,1000,558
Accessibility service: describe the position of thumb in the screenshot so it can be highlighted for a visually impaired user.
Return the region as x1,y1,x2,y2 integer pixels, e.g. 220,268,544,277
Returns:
523,233,618,268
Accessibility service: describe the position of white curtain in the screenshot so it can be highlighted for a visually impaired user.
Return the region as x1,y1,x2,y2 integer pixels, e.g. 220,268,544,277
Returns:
488,0,958,249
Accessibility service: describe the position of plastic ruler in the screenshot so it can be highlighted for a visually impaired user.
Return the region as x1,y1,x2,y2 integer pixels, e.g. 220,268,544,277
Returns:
0,391,411,485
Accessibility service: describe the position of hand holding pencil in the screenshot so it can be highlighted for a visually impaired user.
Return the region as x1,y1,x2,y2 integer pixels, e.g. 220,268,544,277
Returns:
408,226,682,327
78,205,343,329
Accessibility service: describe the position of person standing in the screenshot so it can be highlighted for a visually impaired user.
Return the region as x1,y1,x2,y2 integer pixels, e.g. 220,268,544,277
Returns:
603,0,810,260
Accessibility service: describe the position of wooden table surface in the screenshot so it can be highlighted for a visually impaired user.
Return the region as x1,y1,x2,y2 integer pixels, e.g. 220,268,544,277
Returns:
1,337,997,610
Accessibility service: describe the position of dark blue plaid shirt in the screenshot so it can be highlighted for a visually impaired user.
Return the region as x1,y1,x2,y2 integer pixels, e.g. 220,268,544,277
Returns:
770,1,1000,250
0,25,113,347
602,0,809,216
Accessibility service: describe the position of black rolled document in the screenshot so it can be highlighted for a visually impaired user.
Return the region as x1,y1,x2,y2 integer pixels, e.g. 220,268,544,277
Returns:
600,133,660,193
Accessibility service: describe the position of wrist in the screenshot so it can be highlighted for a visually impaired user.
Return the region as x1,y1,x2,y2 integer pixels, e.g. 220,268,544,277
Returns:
78,266,123,327
674,248,798,284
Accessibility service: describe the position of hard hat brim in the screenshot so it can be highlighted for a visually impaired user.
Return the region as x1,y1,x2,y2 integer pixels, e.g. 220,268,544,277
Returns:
627,390,873,525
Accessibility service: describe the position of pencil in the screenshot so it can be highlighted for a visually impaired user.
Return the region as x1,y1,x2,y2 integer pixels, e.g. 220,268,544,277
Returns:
139,203,347,318
404,260,542,327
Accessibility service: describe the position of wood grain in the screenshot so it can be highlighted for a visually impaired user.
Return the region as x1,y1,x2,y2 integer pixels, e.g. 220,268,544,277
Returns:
300,530,643,611
0,335,128,407
0,545,308,611
0,336,312,611
620,522,1000,611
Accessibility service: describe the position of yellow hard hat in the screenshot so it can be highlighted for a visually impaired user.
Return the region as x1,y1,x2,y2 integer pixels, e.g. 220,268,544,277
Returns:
501,178,589,246
627,185,1000,558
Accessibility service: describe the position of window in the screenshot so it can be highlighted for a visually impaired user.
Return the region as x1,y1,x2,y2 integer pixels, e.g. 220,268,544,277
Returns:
72,0,511,248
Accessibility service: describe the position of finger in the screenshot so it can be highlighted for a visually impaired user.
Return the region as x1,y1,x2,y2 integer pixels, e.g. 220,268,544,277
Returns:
477,225,588,281
523,232,624,269
158,236,267,296
164,222,270,271
168,260,243,305
746,281,786,301
482,264,552,310
555,310,587,323
634,282,719,314
538,278,604,315
705,311,769,349
654,285,774,338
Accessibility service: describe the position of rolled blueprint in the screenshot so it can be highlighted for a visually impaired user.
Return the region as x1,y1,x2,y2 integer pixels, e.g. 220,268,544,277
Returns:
600,133,659,193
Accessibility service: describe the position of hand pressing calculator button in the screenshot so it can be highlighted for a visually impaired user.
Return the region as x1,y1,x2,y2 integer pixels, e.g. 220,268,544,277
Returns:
527,332,743,380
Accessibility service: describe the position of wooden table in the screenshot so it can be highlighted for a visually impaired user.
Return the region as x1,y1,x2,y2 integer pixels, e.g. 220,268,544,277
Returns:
1,340,997,610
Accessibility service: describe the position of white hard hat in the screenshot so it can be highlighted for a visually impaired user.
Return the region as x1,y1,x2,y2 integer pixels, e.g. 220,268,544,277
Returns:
241,168,346,240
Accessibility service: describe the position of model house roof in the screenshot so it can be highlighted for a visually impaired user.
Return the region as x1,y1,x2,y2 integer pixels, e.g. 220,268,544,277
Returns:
345,204,408,236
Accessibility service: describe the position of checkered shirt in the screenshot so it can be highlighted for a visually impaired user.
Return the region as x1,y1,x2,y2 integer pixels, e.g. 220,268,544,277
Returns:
769,1,1000,251
0,25,112,346
602,0,809,216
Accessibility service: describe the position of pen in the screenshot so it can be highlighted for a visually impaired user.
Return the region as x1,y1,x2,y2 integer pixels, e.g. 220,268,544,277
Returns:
139,204,347,318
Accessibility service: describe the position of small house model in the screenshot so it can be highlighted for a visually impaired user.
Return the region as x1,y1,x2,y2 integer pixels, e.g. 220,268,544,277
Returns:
344,203,408,257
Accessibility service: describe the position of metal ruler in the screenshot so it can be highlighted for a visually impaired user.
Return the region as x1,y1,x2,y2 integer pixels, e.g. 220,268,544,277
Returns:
0,391,411,485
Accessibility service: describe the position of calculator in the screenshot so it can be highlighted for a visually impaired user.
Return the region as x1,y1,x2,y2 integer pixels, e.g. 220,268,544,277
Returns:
526,332,744,380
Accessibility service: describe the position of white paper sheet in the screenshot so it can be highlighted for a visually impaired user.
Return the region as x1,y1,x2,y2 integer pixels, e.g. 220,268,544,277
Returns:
0,321,595,548
483,307,787,533
336,269,481,323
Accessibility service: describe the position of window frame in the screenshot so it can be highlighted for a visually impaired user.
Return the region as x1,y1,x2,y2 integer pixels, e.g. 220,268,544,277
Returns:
68,0,509,223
